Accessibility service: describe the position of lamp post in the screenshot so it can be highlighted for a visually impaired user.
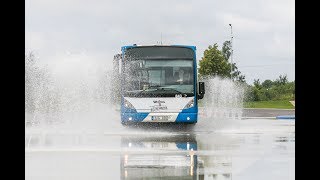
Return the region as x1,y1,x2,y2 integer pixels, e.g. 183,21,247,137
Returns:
229,24,233,81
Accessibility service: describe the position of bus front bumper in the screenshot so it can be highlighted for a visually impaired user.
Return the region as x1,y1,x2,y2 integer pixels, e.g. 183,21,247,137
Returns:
121,112,198,123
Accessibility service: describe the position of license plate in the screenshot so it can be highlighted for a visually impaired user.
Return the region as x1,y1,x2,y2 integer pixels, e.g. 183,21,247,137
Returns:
151,116,169,121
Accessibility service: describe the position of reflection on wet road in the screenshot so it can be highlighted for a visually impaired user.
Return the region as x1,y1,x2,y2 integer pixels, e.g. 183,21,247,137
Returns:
25,119,294,180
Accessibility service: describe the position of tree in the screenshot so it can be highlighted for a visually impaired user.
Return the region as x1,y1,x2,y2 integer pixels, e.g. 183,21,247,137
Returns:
230,63,246,83
245,76,295,102
253,79,262,89
199,42,246,83
274,74,288,85
199,43,231,78
262,79,273,88
222,41,246,83
222,40,231,60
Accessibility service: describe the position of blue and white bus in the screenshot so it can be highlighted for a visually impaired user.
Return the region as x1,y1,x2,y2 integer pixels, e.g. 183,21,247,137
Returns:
113,45,205,124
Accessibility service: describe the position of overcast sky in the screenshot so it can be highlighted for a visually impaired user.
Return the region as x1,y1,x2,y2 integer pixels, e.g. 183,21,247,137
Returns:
25,0,294,84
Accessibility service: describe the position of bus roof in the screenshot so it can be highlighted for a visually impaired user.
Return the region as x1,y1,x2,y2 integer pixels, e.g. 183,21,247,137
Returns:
121,45,196,51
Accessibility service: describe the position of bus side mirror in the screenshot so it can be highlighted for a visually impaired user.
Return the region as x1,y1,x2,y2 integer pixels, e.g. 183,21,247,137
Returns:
198,82,205,99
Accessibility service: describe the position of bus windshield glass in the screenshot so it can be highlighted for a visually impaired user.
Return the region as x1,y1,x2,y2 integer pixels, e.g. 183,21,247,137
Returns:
123,59,194,97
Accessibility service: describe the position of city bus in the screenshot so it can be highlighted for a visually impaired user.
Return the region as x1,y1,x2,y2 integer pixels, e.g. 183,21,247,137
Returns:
113,44,205,124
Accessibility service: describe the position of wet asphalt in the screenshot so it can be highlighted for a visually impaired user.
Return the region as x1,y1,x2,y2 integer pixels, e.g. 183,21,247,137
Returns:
242,108,295,117
25,110,295,180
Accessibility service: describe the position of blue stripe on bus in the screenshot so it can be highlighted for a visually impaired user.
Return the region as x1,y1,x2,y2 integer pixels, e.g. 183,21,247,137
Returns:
176,112,198,123
121,112,149,122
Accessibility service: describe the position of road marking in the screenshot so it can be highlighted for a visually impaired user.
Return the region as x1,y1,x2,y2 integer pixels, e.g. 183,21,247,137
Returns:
198,107,295,110
241,117,276,119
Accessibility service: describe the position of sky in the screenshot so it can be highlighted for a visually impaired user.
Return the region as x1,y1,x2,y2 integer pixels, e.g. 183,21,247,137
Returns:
25,0,295,85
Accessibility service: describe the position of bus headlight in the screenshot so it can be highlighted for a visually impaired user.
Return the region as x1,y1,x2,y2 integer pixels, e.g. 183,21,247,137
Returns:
124,98,135,109
183,99,194,109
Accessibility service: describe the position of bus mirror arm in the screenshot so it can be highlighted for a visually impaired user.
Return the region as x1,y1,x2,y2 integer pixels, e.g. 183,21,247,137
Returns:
197,82,205,99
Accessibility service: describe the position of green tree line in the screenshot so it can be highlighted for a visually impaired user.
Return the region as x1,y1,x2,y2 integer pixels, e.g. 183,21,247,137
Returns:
198,42,294,102
244,75,295,101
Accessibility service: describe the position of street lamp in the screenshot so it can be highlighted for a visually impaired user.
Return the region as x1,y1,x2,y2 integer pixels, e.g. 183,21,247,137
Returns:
229,24,233,81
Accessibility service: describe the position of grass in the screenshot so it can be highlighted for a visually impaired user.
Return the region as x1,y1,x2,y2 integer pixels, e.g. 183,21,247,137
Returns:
244,100,295,109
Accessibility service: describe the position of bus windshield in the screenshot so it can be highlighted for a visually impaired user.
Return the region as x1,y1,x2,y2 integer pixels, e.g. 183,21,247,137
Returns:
123,59,194,97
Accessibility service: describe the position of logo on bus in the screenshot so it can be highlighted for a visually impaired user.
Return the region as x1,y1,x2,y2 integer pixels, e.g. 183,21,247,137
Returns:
153,100,165,106
151,100,167,112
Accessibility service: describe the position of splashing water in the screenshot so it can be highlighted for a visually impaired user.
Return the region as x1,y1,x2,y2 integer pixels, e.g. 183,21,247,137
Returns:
25,52,245,133
25,52,120,131
198,76,245,130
